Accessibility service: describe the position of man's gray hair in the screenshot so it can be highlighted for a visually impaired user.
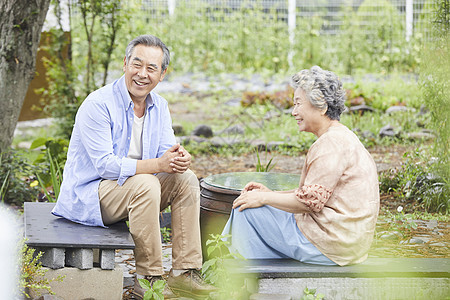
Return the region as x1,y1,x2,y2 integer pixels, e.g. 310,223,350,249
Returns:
125,35,170,73
291,66,346,120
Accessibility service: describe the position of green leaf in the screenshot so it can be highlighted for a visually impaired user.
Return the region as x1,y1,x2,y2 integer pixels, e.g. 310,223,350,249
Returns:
202,258,216,272
30,138,48,150
143,292,152,300
152,280,165,291
207,245,217,256
152,292,164,300
138,278,151,289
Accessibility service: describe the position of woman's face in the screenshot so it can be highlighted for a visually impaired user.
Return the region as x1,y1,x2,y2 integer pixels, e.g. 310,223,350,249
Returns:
292,88,326,136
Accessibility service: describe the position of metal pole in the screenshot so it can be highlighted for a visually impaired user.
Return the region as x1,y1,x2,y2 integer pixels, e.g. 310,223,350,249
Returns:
168,0,176,16
406,0,413,41
288,0,296,69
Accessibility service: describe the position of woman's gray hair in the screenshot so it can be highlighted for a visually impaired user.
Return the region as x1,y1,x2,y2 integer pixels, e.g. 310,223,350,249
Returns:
291,66,346,120
125,35,170,73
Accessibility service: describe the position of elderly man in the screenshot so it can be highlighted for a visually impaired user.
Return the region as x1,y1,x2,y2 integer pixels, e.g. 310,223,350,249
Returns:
52,35,215,299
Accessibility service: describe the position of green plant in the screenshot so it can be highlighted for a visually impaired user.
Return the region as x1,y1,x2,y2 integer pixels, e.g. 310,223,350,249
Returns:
379,148,449,213
138,278,166,300
255,148,276,172
20,240,64,298
0,166,10,203
0,149,40,206
31,138,68,202
301,287,325,300
385,206,418,235
419,0,450,214
160,227,171,243
201,234,252,299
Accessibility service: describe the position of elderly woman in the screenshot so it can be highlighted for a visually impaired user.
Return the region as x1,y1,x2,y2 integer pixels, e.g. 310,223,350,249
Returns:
222,66,379,266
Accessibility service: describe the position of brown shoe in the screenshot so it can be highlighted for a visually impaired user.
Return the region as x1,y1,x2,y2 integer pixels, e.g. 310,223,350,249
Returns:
133,275,177,299
167,269,218,298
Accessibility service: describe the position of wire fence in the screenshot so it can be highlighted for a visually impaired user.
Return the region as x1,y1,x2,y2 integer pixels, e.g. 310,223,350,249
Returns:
138,0,436,39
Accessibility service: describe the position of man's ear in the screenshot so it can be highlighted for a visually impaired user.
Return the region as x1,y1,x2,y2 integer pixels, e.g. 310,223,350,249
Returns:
159,68,167,82
122,57,127,73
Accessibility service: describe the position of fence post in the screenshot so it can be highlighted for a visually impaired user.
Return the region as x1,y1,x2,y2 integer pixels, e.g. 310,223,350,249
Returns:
406,0,413,41
288,0,296,69
168,0,176,16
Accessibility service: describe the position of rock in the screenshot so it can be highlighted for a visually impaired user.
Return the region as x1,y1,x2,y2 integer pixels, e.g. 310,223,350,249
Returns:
224,98,241,107
349,105,376,115
379,125,398,138
379,231,402,240
210,136,248,147
385,106,409,114
419,104,429,115
361,130,376,139
191,125,213,138
401,238,425,244
406,130,435,141
172,124,185,136
427,219,438,229
220,125,245,135
430,242,446,247
250,139,268,151
177,135,207,145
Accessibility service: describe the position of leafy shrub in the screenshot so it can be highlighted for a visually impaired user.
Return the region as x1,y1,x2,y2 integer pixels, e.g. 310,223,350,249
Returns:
418,0,450,213
20,240,64,298
202,234,252,299
241,88,294,109
31,138,68,202
379,148,449,213
0,149,40,207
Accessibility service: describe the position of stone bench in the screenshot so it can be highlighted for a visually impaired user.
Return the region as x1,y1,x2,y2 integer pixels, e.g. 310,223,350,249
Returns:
226,258,450,300
24,202,135,300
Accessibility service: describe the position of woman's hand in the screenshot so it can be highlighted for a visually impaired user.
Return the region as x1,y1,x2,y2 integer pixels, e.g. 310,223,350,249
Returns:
233,190,268,211
241,181,272,194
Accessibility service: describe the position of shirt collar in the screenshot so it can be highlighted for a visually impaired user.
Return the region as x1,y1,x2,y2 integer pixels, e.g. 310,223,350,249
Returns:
117,75,156,112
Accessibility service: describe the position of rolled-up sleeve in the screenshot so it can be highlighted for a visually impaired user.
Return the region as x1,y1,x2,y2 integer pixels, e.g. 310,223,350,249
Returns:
118,157,136,185
295,184,332,212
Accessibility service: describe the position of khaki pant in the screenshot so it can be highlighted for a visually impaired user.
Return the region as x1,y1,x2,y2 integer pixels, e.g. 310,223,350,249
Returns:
99,170,202,276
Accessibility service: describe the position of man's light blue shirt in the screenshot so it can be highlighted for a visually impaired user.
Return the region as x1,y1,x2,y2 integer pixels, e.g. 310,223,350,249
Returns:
52,75,176,227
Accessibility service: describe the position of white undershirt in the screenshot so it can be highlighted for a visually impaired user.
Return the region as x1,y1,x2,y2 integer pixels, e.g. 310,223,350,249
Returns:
127,113,145,160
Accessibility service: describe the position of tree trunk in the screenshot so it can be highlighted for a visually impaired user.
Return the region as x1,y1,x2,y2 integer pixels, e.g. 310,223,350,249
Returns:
0,0,51,154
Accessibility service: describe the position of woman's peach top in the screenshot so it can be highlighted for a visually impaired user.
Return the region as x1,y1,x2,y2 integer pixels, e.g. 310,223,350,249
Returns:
294,125,379,266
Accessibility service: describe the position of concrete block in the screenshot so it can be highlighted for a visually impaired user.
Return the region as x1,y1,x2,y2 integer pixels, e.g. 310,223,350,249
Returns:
37,248,65,269
258,277,450,300
65,248,93,270
29,265,123,300
99,249,115,270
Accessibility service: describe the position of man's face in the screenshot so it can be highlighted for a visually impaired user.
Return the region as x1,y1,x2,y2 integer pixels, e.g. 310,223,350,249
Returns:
123,45,166,103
